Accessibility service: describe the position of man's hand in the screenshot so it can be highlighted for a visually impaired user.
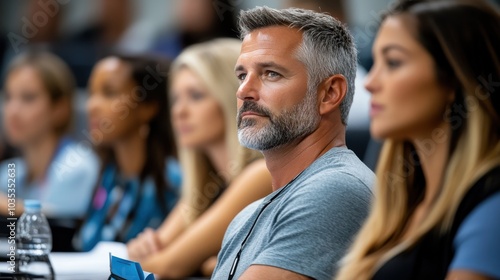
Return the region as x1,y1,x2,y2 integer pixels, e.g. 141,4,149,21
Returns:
127,228,162,262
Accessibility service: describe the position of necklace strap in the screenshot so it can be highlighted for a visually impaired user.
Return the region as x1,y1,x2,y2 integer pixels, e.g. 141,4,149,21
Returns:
227,168,306,280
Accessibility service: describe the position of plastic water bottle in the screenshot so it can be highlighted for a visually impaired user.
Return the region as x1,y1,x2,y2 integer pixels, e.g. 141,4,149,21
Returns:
16,200,54,278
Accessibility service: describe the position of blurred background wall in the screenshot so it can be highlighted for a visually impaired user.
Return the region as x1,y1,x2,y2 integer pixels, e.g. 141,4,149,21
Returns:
0,0,498,160
0,0,394,77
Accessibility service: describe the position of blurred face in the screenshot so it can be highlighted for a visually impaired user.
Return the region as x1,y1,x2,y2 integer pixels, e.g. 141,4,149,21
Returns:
177,0,215,33
170,68,225,149
235,26,319,151
86,57,151,146
365,16,454,140
3,66,57,147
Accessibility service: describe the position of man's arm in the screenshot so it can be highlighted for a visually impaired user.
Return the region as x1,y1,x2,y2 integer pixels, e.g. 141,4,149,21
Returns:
240,265,313,280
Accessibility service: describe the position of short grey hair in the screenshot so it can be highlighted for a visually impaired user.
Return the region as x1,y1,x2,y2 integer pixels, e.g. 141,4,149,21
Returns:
238,6,357,125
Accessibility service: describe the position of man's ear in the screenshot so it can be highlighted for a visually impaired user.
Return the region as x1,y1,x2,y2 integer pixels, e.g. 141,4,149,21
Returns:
318,74,347,115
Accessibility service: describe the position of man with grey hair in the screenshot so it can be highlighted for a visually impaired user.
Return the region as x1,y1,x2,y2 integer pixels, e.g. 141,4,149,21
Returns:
212,6,374,280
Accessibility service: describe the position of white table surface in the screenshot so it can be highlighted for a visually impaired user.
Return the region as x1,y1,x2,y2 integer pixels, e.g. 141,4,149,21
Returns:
1,241,128,279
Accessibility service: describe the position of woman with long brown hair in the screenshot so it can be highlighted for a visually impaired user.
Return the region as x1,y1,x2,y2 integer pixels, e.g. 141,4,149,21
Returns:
337,0,500,279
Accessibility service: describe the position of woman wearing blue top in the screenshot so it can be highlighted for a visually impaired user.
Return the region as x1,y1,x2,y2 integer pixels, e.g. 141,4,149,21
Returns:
337,1,500,279
74,55,181,252
0,51,98,219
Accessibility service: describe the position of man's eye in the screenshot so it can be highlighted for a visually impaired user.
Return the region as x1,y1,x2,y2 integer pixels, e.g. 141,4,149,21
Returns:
237,73,247,81
265,71,282,79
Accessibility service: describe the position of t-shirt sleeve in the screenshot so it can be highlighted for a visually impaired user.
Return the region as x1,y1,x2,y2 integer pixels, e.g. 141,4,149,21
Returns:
450,192,500,278
252,174,372,280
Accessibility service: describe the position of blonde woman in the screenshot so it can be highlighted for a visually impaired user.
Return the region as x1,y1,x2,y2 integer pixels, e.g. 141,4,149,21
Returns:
126,39,272,278
337,0,500,279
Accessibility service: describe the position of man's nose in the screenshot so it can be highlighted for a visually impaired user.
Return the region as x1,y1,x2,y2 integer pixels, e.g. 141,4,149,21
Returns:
236,74,260,101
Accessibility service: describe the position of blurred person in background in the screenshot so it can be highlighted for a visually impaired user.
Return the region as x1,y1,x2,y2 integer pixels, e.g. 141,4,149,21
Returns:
0,51,98,219
337,0,500,279
0,0,66,87
55,0,140,87
284,0,375,70
73,54,181,252
126,39,272,279
150,0,239,59
1,0,145,87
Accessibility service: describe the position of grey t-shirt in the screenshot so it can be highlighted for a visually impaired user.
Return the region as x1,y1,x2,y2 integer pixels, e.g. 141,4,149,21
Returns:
212,147,374,280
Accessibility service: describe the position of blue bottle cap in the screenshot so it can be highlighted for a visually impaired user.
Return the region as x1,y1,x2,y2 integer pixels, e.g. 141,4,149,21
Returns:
24,200,42,211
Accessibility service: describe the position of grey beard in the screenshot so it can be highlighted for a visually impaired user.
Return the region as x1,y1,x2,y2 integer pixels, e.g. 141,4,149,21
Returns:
238,92,320,151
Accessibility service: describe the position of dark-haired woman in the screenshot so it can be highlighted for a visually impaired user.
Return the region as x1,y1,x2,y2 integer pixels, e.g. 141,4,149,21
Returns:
74,55,181,252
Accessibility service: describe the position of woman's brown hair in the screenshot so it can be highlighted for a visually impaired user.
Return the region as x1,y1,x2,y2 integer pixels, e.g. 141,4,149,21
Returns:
337,1,500,279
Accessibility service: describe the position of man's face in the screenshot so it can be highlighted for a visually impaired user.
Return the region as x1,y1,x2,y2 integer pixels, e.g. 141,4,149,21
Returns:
235,26,320,151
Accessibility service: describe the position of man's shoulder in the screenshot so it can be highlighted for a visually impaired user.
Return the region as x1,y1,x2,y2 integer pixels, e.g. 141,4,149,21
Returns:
235,198,263,220
225,198,263,236
298,148,375,193
288,171,372,210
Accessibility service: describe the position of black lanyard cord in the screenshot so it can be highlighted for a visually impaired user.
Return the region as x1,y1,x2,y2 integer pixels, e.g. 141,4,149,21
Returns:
227,169,305,280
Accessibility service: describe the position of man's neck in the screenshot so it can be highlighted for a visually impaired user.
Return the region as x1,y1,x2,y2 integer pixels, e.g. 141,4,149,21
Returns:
263,121,346,191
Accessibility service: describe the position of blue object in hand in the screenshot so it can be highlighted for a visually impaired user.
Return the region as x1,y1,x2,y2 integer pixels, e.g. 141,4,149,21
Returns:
109,253,155,280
